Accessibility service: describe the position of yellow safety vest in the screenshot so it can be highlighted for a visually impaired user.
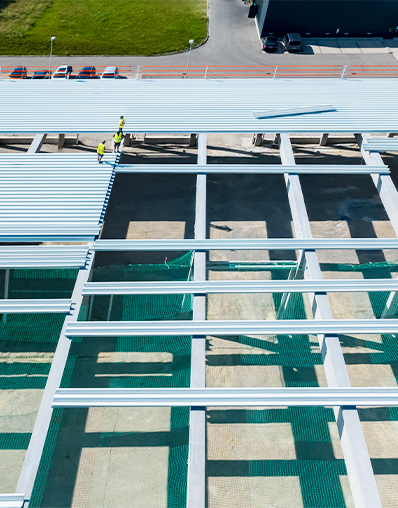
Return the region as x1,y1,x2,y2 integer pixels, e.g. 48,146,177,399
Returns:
119,118,125,128
114,132,122,143
97,143,105,155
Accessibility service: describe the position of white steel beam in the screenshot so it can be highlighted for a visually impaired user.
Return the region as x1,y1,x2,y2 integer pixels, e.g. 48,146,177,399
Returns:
94,238,398,251
187,133,207,508
82,279,398,295
52,387,398,408
279,133,382,508
362,139,398,152
0,299,72,313
115,164,388,175
65,318,398,337
16,250,95,503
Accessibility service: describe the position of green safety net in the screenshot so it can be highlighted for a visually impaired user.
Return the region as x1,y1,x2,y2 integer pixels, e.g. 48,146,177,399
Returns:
3,256,398,507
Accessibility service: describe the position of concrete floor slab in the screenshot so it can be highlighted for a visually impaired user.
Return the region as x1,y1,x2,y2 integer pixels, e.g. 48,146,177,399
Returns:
208,476,305,508
208,422,296,460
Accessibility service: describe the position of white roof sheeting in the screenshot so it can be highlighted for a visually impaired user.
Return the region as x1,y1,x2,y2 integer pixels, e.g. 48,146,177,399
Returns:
0,79,398,133
0,154,117,241
0,245,89,268
362,138,398,152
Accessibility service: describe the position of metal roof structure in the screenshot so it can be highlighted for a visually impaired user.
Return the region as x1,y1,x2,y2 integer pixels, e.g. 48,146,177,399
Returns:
65,319,398,336
52,387,398,408
0,245,89,268
1,80,398,508
0,154,117,241
81,279,398,294
1,79,398,133
94,237,398,250
115,163,389,174
362,138,398,152
0,299,71,313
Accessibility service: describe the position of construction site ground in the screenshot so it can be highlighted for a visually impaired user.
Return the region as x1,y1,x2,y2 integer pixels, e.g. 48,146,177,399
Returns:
0,133,398,507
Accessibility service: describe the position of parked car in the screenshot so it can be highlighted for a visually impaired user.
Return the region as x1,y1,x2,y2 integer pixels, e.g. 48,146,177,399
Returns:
77,66,97,79
32,70,51,80
101,66,119,79
283,33,302,52
52,65,73,79
262,35,278,52
9,66,27,79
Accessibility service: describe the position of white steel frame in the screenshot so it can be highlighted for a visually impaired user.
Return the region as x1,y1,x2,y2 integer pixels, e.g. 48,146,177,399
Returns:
1,127,398,508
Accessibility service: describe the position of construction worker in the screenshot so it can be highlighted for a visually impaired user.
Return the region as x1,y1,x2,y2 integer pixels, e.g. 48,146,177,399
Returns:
113,130,124,153
119,116,125,133
97,140,106,163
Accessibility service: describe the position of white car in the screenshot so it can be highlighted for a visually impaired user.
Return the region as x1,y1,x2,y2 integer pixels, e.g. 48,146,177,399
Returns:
52,65,73,79
101,66,119,79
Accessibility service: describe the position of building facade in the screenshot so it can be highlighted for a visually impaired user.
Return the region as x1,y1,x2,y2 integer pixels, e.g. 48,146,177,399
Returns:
256,0,398,38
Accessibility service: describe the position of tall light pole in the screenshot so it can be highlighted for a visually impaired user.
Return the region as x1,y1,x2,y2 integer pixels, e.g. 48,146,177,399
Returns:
185,39,194,78
49,36,56,75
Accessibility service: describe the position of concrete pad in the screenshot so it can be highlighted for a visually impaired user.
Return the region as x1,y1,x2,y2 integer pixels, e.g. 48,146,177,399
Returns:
317,40,341,54
337,40,362,54
375,475,398,508
127,221,186,239
207,423,296,460
72,447,169,508
85,407,172,433
347,364,397,387
356,40,389,53
208,476,304,508
0,450,26,492
0,390,44,432
207,364,284,387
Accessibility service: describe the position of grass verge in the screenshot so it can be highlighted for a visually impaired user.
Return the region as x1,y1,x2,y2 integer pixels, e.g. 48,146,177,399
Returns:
0,0,207,55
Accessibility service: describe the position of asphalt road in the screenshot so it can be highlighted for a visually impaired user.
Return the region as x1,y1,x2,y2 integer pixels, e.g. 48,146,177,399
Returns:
0,0,397,69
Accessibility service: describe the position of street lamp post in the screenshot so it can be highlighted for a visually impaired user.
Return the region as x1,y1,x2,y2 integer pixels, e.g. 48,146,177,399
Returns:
185,39,194,78
49,36,56,75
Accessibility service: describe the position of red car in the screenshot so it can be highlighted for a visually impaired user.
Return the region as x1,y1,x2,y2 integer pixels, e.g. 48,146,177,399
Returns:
9,66,27,79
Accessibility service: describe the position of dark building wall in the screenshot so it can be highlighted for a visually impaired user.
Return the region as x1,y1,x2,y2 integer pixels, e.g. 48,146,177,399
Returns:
258,0,398,38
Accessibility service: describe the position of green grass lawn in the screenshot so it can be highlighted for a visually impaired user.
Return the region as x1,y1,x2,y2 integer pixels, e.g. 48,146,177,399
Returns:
0,0,207,55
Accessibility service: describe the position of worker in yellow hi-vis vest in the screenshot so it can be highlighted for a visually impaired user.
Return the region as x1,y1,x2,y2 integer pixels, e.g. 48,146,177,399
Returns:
119,116,125,133
97,140,106,163
113,131,124,153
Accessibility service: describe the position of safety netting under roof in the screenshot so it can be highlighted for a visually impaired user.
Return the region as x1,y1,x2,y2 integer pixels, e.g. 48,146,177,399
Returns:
0,153,117,242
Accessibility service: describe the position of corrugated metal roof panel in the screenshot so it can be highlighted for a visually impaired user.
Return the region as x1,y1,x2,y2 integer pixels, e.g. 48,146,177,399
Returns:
0,79,397,133
0,154,116,242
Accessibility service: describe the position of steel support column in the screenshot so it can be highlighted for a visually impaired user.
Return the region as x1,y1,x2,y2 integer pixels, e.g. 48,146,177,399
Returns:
279,133,382,508
27,134,46,154
187,133,207,508
16,250,95,506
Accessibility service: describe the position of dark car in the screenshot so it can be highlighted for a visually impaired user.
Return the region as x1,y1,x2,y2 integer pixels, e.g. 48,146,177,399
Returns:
283,33,302,52
9,66,27,79
262,36,278,52
32,70,51,79
78,66,97,79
